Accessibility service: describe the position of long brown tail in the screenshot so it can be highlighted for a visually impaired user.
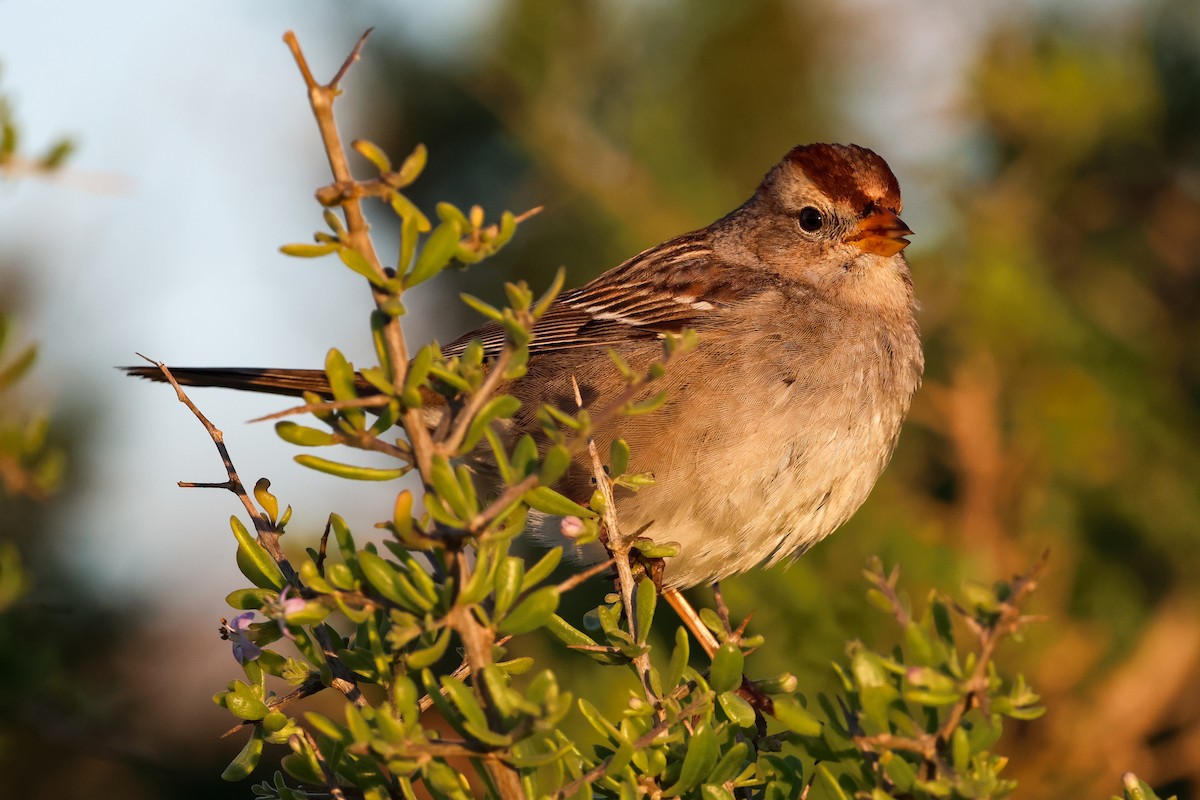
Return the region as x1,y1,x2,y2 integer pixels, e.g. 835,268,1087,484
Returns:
121,366,379,399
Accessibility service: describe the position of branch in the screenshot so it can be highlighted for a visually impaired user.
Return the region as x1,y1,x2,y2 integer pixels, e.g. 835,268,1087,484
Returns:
572,376,658,708
141,355,367,710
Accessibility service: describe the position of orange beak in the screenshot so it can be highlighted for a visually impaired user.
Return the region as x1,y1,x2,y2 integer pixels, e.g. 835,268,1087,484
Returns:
845,208,913,257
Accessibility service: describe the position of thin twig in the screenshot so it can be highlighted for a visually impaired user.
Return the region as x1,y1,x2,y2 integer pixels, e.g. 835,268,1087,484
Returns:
441,347,513,456
142,355,367,709
556,557,615,595
300,728,348,800
571,375,658,708
222,675,325,738
247,393,392,423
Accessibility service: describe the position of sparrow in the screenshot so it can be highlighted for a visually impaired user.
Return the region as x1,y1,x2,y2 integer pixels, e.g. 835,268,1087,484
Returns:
126,143,922,589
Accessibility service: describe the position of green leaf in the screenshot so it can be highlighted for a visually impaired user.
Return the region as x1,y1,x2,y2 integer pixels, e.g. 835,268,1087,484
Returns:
357,550,433,612
815,764,852,800
293,455,407,481
635,576,656,645
718,691,757,729
545,614,601,649
221,680,270,720
459,294,504,323
406,219,462,288
457,546,497,606
226,588,274,610
539,443,571,485
462,395,522,453
336,246,386,288
275,421,336,447
755,672,798,695
493,556,524,618
279,242,337,258
664,721,718,796
394,143,427,187
430,455,470,518
522,547,562,590
498,586,560,635
709,642,744,694
441,676,490,730
773,696,822,737
708,740,750,785
532,267,566,319
230,517,285,591
578,698,623,744
253,478,278,523
352,138,392,172
523,486,594,519
407,627,452,669
625,390,668,416
221,728,264,781
666,626,690,689
609,438,630,477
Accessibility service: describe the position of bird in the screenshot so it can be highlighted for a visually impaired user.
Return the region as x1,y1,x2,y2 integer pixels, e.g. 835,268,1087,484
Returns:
125,143,922,590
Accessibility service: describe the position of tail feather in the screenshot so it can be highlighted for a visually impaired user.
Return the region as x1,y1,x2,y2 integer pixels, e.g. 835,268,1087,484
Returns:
120,366,377,399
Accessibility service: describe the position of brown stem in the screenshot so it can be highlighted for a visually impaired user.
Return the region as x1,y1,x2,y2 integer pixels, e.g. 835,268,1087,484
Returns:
572,376,659,708
145,356,367,710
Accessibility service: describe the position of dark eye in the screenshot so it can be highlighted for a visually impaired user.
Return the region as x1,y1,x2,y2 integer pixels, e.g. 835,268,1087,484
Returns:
797,206,824,233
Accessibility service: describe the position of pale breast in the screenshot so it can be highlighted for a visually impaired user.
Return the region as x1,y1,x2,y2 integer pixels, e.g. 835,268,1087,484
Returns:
610,310,921,587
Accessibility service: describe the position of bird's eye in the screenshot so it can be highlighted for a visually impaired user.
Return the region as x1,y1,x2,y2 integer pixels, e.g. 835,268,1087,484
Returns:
797,206,824,233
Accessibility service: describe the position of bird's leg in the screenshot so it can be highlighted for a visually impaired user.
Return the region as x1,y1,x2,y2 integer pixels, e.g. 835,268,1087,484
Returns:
662,587,721,658
663,584,775,730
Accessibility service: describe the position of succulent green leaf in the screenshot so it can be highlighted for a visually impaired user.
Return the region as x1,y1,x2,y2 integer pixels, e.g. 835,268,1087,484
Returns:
498,586,560,635
279,242,337,258
523,486,594,519
708,740,750,785
462,395,522,453
493,556,524,618
664,720,718,795
293,455,407,481
394,143,427,186
539,443,571,485
226,588,274,610
718,691,757,728
666,626,691,689
230,516,285,590
221,727,264,781
459,293,504,322
252,478,279,524
406,219,462,288
522,547,562,591
773,696,823,736
709,642,745,694
336,246,386,287
222,680,270,720
545,613,602,649
352,138,392,172
635,576,656,645
609,438,630,477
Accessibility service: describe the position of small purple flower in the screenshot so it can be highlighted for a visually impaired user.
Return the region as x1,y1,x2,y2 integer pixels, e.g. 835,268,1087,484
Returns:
220,612,262,664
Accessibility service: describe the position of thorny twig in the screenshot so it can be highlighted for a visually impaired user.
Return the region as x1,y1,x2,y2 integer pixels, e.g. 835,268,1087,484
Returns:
143,356,367,712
